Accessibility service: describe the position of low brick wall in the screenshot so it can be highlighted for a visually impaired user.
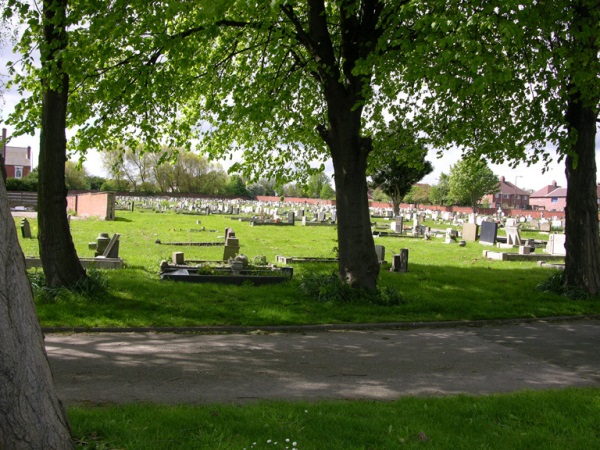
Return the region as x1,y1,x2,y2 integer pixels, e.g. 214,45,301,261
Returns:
67,192,115,220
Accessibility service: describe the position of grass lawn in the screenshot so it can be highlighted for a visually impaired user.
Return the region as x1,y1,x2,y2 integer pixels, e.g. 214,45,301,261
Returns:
14,209,600,328
69,388,600,449
14,208,600,448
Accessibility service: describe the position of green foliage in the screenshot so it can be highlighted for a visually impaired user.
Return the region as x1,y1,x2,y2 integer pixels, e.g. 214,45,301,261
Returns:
298,271,404,306
5,175,37,191
305,172,331,199
537,271,590,300
85,175,106,191
225,174,250,197
429,173,450,206
28,266,109,303
448,158,499,211
65,160,90,190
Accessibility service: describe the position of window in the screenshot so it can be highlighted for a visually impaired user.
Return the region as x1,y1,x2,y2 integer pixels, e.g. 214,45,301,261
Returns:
551,197,558,203
523,196,528,201
14,166,23,179
516,195,520,199
503,194,510,199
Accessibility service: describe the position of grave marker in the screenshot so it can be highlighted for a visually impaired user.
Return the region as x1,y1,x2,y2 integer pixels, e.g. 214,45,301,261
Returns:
479,221,498,246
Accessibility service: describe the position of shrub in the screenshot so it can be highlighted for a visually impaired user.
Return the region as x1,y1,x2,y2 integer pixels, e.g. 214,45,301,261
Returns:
297,271,404,306
536,271,590,300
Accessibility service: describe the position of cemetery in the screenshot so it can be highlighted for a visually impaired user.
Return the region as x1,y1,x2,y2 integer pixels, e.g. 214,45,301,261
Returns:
12,196,598,330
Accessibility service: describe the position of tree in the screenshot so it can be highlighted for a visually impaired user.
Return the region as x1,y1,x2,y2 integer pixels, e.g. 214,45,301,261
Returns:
306,172,331,199
225,174,250,197
64,160,89,190
370,155,433,216
404,184,431,208
319,183,336,200
0,174,73,449
447,158,499,212
429,173,450,207
397,1,600,294
36,0,86,287
39,0,437,290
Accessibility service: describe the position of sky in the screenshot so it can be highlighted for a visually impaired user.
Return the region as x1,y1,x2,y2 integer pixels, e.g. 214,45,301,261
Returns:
2,31,599,194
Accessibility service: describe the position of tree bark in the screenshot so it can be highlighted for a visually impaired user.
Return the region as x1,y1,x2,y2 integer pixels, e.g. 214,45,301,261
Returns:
564,98,600,295
38,0,86,287
0,177,73,449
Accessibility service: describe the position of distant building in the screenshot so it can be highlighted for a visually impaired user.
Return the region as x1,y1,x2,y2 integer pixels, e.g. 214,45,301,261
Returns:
529,181,566,211
482,176,530,209
530,181,600,212
1,129,32,179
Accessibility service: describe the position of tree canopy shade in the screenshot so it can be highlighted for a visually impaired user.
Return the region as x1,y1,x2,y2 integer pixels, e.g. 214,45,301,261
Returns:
447,158,499,212
6,0,597,291
396,0,600,294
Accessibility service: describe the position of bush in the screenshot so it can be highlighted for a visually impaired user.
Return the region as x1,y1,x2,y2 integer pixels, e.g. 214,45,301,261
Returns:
297,271,404,306
29,266,109,303
536,271,590,300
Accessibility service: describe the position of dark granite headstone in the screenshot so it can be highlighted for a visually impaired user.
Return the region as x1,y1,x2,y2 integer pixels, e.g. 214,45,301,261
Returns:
20,218,32,239
479,221,498,245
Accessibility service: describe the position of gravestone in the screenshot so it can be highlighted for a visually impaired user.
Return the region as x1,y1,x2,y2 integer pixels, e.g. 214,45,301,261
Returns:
374,245,386,263
20,218,32,239
318,211,326,222
287,212,295,224
391,249,409,272
223,236,241,260
390,216,403,233
462,223,478,242
539,222,551,232
504,227,521,245
444,228,457,244
546,234,566,256
479,221,498,246
172,252,185,265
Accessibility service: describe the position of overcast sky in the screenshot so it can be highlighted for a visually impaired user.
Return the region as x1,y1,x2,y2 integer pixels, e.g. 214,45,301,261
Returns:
2,34,599,193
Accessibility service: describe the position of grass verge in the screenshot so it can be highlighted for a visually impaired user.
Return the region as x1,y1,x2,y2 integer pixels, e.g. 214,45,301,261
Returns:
70,388,600,449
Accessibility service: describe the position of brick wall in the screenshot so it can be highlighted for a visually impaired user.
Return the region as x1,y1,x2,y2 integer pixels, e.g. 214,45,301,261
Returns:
67,192,115,220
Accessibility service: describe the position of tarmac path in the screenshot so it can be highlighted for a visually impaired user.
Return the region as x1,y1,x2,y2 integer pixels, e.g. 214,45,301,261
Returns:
44,319,600,405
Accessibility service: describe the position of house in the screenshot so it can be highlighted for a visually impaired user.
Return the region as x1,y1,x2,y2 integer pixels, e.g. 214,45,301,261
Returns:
482,176,531,209
529,181,566,211
1,129,32,179
530,182,600,212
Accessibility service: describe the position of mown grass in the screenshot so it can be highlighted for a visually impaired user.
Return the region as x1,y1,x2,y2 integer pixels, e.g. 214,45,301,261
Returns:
14,209,600,328
69,388,600,449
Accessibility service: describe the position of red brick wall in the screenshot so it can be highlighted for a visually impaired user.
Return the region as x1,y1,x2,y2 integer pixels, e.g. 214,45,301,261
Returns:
66,192,115,220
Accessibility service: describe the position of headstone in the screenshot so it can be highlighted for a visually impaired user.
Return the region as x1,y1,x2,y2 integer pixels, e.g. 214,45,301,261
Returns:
20,218,32,239
518,246,531,255
504,227,521,245
287,211,295,224
479,221,498,246
374,245,386,263
95,232,111,256
505,218,517,227
391,249,409,273
539,222,551,232
444,228,456,244
318,211,326,222
172,252,185,265
462,223,478,242
223,237,241,260
546,234,566,256
102,233,120,258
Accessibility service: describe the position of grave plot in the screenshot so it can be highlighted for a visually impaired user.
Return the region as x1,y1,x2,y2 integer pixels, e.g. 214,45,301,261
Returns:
160,252,293,285
25,232,124,269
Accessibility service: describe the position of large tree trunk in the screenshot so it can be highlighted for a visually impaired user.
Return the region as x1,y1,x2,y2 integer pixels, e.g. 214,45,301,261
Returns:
0,177,73,449
564,98,600,295
38,0,86,287
323,117,380,290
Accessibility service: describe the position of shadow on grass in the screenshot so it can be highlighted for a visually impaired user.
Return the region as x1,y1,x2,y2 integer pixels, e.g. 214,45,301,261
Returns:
112,217,133,222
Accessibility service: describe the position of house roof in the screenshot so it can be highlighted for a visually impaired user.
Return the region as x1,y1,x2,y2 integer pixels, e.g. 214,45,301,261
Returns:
497,177,529,196
544,187,567,198
530,182,561,198
4,146,31,167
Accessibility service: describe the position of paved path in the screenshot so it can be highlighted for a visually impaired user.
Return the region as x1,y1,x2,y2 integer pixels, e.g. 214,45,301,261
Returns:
45,320,600,405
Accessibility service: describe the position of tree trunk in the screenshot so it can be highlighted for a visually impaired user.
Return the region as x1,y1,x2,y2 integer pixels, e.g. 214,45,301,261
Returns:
326,122,380,290
38,0,86,287
0,177,74,449
564,98,600,295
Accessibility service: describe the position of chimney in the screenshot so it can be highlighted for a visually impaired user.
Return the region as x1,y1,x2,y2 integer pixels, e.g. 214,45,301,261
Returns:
27,146,31,161
552,180,557,187
500,176,505,182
